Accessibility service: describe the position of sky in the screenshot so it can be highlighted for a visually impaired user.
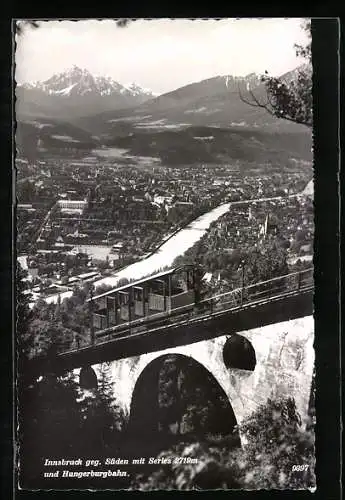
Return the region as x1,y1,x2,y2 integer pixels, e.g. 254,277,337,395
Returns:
15,18,309,95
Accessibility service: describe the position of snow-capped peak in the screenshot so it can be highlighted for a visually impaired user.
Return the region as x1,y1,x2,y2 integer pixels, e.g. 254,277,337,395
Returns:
20,66,156,101
51,83,78,96
122,82,156,97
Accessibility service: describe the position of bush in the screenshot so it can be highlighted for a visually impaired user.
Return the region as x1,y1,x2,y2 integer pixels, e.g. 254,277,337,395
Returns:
130,396,315,491
230,397,315,490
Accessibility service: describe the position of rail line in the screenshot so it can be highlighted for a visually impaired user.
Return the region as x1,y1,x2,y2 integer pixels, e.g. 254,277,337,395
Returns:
58,268,313,357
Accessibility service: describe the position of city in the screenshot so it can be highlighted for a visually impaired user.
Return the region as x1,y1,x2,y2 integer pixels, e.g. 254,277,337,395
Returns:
17,151,313,304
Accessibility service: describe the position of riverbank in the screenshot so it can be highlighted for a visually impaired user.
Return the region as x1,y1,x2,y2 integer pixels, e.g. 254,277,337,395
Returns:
34,202,231,306
144,204,217,259
30,193,300,307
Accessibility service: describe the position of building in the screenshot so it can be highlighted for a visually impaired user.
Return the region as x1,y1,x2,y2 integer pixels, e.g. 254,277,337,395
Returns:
57,199,87,215
258,213,279,240
57,199,87,210
248,206,253,221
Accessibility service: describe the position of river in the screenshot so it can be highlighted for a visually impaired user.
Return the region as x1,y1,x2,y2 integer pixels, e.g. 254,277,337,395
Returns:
31,193,299,306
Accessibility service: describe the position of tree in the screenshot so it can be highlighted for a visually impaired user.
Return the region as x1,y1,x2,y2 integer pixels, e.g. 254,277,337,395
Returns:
116,18,132,28
94,283,114,295
239,20,312,128
230,397,315,489
19,371,83,487
97,362,126,431
130,396,314,491
244,241,289,286
16,261,36,450
28,318,75,357
31,284,95,350
15,18,131,37
77,363,126,457
15,20,40,36
16,263,34,359
116,277,130,288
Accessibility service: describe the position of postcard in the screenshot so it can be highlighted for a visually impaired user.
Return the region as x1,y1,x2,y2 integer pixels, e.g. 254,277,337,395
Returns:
15,18,319,491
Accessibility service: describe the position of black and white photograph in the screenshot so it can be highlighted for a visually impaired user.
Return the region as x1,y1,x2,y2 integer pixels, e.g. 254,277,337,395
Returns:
15,18,316,491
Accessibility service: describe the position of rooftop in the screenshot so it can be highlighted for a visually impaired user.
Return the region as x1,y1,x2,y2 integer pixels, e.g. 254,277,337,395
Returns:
89,264,195,302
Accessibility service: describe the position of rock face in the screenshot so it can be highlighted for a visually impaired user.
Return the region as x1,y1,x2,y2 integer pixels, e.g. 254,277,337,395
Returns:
91,315,314,431
16,66,155,120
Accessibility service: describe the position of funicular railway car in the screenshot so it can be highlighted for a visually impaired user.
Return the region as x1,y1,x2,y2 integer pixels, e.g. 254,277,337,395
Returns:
86,264,314,345
89,265,200,342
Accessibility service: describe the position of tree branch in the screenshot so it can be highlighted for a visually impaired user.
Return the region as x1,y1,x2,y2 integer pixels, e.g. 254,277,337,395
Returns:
116,18,131,28
237,82,312,128
238,83,277,117
15,20,40,36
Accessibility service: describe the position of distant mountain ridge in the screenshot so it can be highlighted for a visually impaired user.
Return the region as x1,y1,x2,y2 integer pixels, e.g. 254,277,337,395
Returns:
73,68,310,135
103,125,313,166
16,118,99,163
16,65,156,119
15,65,312,163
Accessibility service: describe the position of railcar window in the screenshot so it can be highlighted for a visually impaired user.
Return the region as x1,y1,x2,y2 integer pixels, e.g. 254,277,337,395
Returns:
107,296,115,308
119,292,129,305
150,281,164,294
134,288,143,301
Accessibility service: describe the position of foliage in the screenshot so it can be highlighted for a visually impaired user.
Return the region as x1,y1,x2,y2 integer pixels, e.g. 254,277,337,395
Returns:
131,441,240,491
243,240,289,285
16,263,34,361
94,283,114,296
174,232,289,293
28,318,75,357
147,355,236,439
116,18,131,28
19,372,82,486
259,65,313,127
130,396,315,491
58,289,90,338
110,127,312,165
30,284,93,354
97,362,127,431
77,363,127,457
16,261,37,450
15,20,40,36
20,364,127,487
294,20,312,62
15,18,131,38
230,397,315,489
239,20,312,128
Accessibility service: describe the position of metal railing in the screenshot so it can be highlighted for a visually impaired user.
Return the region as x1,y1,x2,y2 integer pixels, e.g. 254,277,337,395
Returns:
196,268,313,316
59,268,313,354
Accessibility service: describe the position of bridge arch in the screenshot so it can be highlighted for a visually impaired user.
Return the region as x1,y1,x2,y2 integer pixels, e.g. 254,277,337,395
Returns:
128,353,240,451
105,337,256,429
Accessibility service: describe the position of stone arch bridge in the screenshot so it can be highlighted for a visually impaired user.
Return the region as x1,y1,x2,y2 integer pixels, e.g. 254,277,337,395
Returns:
86,315,314,429
32,281,314,433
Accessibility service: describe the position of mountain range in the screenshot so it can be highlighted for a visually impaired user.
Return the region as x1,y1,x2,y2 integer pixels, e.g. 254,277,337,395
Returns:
16,65,308,132
15,65,312,164
16,65,156,120
75,72,307,137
